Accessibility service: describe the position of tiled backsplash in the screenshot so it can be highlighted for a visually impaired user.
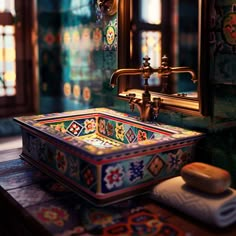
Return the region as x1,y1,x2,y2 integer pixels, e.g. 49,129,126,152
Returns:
37,0,117,114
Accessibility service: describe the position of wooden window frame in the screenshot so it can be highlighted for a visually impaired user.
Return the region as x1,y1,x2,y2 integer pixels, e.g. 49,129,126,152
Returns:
0,0,38,118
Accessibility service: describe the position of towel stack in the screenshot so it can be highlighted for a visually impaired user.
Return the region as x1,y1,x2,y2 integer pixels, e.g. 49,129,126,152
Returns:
152,162,236,227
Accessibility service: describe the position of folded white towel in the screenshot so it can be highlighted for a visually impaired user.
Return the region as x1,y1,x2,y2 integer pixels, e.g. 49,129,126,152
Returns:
152,176,236,227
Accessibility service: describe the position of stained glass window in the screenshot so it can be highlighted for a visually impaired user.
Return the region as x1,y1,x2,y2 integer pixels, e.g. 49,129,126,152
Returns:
0,0,16,97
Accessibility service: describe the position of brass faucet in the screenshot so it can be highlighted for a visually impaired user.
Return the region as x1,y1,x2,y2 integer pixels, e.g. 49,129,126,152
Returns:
110,55,197,88
127,92,162,121
110,55,196,121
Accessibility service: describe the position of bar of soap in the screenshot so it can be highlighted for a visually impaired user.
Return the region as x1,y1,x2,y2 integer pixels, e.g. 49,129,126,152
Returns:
181,162,231,194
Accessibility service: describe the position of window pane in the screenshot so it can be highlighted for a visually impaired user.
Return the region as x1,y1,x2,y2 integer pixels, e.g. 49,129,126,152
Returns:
0,0,14,12
5,60,14,71
0,48,3,61
5,48,15,61
140,0,161,24
4,26,14,34
0,87,5,96
4,71,15,83
6,86,15,96
4,34,15,48
0,0,5,11
141,31,161,66
0,25,16,96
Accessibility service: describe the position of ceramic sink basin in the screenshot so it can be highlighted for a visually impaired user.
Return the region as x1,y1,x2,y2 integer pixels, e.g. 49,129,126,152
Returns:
14,108,204,205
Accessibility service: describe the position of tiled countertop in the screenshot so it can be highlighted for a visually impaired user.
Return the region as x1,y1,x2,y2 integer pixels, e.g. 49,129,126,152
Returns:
0,150,236,236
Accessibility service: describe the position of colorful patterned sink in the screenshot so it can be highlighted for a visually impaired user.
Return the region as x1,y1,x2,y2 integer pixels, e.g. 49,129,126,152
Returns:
14,108,204,205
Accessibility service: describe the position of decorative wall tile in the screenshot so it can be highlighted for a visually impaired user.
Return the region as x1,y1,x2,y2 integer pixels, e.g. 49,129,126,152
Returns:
209,1,236,85
37,0,117,113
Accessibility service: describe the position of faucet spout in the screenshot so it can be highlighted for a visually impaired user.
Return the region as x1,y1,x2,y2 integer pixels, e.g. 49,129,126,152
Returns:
152,54,197,83
152,66,197,83
169,66,197,83
110,68,143,88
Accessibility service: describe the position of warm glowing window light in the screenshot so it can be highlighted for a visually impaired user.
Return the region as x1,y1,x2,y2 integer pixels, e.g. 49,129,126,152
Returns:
141,31,162,85
141,0,161,24
0,24,16,97
0,0,16,97
0,0,14,12
0,0,5,11
141,31,161,67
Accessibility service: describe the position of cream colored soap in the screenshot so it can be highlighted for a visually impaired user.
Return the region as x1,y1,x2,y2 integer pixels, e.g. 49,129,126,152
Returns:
181,162,231,194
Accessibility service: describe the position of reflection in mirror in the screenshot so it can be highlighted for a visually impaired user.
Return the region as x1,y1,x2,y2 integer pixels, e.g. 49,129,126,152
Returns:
117,0,209,116
132,0,198,97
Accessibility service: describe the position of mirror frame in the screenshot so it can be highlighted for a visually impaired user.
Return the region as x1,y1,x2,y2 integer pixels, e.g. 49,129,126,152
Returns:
117,0,211,116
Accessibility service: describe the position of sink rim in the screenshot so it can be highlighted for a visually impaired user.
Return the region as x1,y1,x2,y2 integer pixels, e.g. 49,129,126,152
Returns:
14,108,205,158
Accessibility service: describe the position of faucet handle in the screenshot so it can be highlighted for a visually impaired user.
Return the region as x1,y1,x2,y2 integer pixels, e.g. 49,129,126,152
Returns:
153,97,162,105
161,55,168,67
127,93,136,112
152,97,163,120
142,56,151,67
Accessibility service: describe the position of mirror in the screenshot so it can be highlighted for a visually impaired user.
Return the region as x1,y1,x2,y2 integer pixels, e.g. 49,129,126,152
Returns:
117,0,210,116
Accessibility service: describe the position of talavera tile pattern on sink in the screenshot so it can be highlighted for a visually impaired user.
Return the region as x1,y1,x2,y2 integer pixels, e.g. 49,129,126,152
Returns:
14,108,204,205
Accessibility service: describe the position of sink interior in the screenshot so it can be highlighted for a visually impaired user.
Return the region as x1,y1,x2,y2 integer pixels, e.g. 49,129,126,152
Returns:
36,111,175,151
